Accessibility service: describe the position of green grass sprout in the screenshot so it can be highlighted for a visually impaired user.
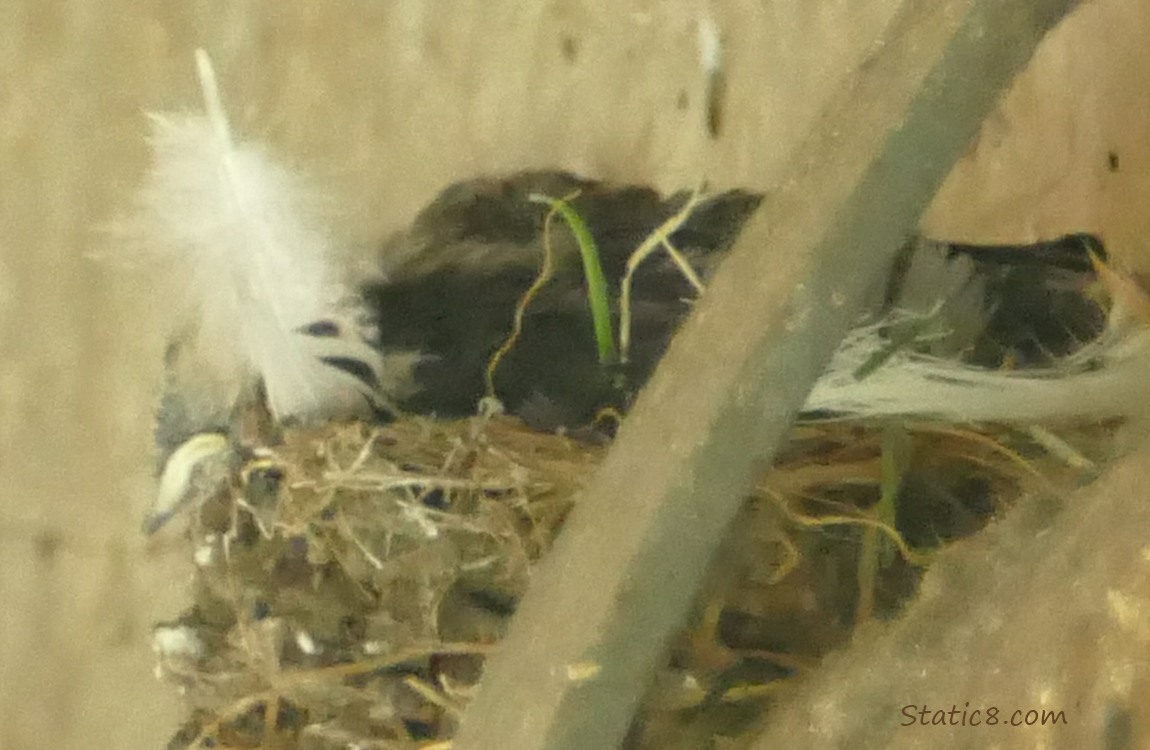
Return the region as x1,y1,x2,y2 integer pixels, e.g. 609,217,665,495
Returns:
856,422,912,624
528,192,617,365
852,301,947,380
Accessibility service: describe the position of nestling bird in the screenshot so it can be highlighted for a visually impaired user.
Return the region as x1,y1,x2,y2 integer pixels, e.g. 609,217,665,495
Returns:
365,177,1115,429
124,52,1123,534
365,171,762,430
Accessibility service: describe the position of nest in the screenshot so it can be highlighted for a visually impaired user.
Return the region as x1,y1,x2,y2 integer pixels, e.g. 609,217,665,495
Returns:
155,413,592,748
151,406,1103,750
147,172,1125,749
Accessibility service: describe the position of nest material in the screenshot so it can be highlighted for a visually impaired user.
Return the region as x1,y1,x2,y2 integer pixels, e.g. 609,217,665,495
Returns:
157,414,598,748
150,173,1122,749
152,407,1097,750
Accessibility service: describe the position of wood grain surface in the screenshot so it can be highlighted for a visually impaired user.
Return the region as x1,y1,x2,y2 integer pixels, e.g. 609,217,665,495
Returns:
2,2,1148,749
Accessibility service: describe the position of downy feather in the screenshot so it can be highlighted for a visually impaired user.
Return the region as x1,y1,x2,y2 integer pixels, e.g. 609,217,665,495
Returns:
125,49,388,442
805,313,1150,424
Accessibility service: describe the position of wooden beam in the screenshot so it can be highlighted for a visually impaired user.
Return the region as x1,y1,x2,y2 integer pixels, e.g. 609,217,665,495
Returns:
452,2,1081,750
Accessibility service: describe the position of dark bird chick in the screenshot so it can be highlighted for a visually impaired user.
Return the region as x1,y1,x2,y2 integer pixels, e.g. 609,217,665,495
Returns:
364,170,762,431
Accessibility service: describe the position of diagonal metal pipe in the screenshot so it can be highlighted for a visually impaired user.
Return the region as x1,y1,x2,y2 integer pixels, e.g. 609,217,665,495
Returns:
453,2,1081,749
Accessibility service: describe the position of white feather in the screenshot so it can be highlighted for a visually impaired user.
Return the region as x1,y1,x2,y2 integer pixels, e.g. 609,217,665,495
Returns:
805,314,1150,424
124,49,387,435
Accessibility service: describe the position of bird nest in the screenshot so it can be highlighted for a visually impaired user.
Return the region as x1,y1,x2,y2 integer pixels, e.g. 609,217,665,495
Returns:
151,408,1097,749
155,413,592,748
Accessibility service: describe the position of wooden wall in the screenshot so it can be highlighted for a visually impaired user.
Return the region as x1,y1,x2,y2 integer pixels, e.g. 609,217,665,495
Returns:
2,1,1146,748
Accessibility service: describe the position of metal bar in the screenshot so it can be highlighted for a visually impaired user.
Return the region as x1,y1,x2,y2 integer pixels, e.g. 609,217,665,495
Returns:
452,2,1080,749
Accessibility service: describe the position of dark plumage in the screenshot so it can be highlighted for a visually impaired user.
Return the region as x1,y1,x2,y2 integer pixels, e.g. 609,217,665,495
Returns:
364,171,762,429
364,170,1106,430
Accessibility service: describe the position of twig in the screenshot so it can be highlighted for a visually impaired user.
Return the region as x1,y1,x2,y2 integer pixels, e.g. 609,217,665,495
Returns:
618,188,706,363
484,196,564,401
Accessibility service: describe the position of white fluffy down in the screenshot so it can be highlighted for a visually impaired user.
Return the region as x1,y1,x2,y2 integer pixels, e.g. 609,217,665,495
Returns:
805,315,1150,424
124,50,386,430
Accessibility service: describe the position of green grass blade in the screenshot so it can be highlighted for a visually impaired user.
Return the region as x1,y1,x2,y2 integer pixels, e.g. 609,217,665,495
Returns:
528,193,617,365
